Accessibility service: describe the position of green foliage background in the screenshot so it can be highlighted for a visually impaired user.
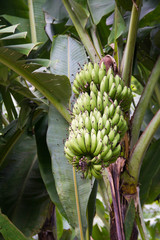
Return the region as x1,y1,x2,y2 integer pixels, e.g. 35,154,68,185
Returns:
0,0,160,239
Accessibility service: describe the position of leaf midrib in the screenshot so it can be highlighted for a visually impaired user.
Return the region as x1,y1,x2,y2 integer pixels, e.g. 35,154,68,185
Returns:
11,154,37,220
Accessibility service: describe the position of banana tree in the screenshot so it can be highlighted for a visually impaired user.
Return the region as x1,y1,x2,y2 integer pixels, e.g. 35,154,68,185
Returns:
0,0,160,240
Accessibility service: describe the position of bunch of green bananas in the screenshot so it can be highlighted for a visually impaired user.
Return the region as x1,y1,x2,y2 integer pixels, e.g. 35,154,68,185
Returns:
65,62,132,179
73,62,132,112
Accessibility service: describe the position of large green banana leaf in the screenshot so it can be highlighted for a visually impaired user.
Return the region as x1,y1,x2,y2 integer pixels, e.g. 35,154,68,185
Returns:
46,35,96,238
35,114,68,220
0,121,50,237
47,105,93,237
0,212,32,240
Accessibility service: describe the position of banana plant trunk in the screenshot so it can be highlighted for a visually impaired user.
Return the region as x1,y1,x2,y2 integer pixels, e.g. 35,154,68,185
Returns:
107,158,138,240
38,204,57,240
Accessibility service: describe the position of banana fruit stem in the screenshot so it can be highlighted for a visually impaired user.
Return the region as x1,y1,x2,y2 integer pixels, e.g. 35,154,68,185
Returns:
90,25,102,59
73,167,84,240
28,0,37,43
130,56,160,149
135,188,149,240
121,0,142,86
123,109,160,186
62,0,100,63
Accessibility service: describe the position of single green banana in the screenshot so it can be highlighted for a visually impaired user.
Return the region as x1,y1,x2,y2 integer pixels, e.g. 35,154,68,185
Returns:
120,86,128,101
103,97,109,110
119,122,128,138
90,81,98,94
84,131,91,152
73,102,81,115
91,68,99,84
90,111,93,119
97,91,103,112
108,128,116,142
98,117,103,130
75,72,82,87
99,68,106,83
85,116,92,131
64,146,76,158
114,105,121,115
104,105,110,118
90,90,97,111
112,133,120,149
113,125,118,132
103,135,109,145
83,92,91,112
90,90,97,102
69,136,83,155
93,108,101,123
93,138,103,156
101,144,110,158
79,70,87,86
94,154,102,164
82,110,89,119
111,112,120,126
88,62,93,75
65,153,73,162
93,164,102,171
117,115,125,129
109,103,115,117
100,76,106,95
90,156,97,163
85,70,92,84
71,119,78,131
108,74,114,90
77,131,86,153
73,78,81,89
77,97,85,112
113,99,118,108
106,67,113,78
112,144,121,157
91,168,102,179
105,119,111,135
115,84,123,99
101,128,106,138
91,115,98,131
100,61,106,71
90,99,97,111
72,86,80,96
97,130,103,143
103,149,112,162
114,74,120,87
79,116,85,129
75,112,82,121
94,63,100,75
91,129,97,153
108,83,117,99
104,75,109,93
102,113,107,126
